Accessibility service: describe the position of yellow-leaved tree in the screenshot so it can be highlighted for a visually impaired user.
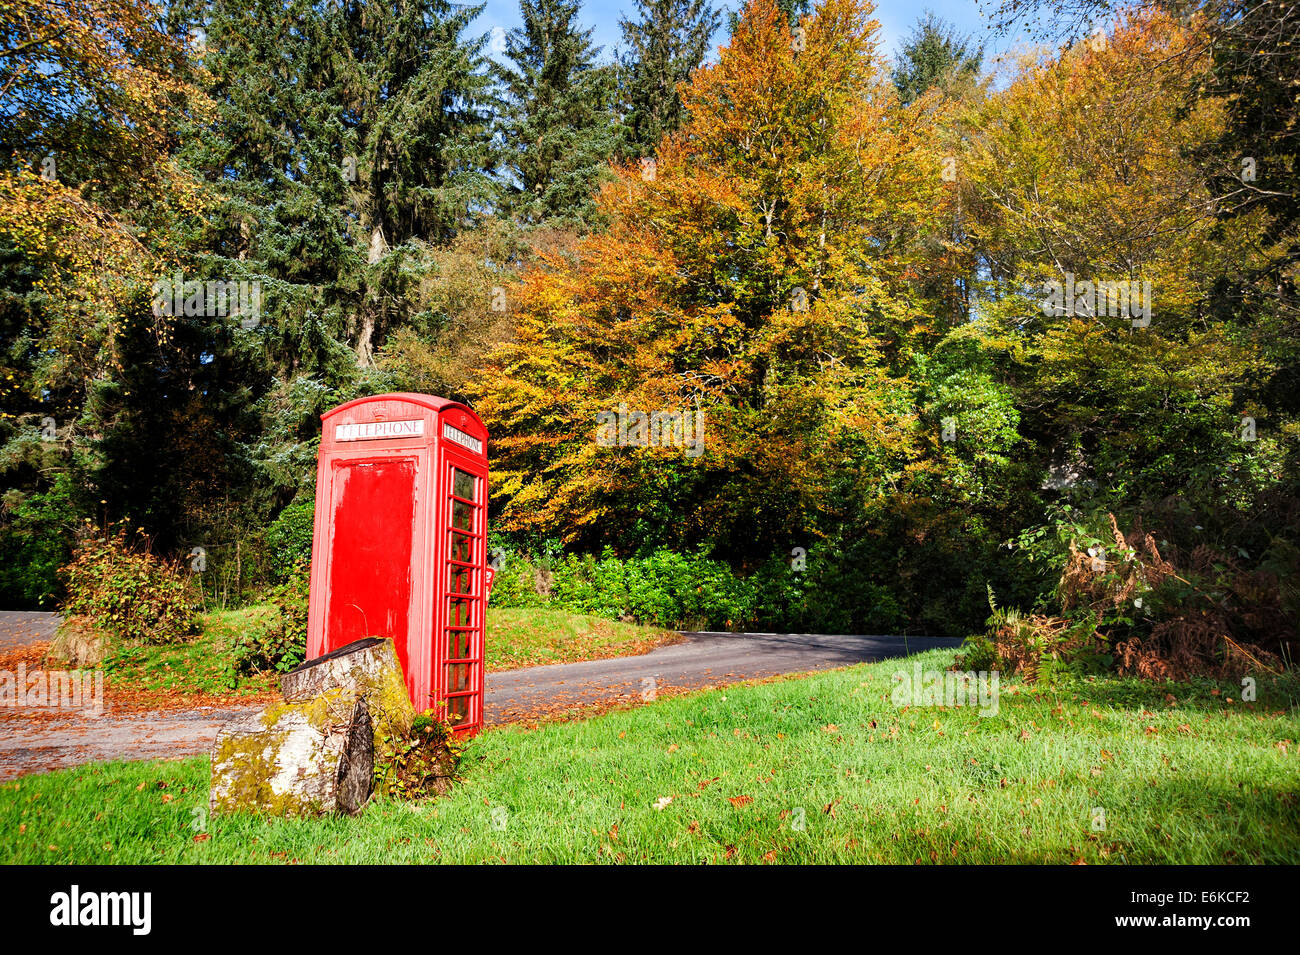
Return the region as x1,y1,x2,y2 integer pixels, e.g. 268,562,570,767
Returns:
958,8,1279,493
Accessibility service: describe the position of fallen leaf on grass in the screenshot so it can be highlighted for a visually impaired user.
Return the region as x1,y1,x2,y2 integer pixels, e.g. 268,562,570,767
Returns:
728,795,753,808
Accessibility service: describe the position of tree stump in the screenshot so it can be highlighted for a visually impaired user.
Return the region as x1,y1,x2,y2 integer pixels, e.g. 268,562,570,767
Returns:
209,637,415,817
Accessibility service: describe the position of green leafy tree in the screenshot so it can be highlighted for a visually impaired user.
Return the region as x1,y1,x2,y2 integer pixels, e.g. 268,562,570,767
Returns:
891,11,983,105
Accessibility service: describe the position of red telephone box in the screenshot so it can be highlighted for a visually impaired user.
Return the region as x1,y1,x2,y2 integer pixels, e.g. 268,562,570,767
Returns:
305,393,488,735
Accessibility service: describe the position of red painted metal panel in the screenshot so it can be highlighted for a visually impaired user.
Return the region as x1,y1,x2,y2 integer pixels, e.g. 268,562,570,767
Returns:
323,457,416,669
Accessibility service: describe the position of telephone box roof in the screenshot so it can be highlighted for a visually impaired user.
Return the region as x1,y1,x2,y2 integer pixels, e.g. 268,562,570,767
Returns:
321,392,483,425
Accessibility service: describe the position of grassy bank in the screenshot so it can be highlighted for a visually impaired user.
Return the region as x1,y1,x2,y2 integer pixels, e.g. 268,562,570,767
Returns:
101,605,279,698
485,607,679,671
3,648,1297,864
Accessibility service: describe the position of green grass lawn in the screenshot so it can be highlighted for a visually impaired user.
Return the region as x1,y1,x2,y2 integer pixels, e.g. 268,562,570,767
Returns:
4,648,1297,864
484,607,679,671
101,605,279,698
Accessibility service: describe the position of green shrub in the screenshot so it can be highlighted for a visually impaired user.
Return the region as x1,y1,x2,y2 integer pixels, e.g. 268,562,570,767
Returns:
954,632,1000,672
232,564,308,674
264,500,316,582
378,708,463,801
0,471,77,608
487,542,909,633
60,528,199,644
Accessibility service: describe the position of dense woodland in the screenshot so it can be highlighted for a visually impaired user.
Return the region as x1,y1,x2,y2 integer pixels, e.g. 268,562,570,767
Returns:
1,0,1297,657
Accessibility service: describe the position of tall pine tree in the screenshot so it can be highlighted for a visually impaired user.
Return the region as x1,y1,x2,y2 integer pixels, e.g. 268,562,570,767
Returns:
175,0,501,523
185,0,499,373
618,0,721,156
499,0,621,226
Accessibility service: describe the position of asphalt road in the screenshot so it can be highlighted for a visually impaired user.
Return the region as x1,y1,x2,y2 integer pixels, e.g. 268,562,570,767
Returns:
0,616,961,779
483,631,962,724
0,611,59,652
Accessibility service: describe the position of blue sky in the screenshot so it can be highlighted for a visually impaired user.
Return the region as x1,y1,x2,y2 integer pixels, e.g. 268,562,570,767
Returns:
470,0,1034,66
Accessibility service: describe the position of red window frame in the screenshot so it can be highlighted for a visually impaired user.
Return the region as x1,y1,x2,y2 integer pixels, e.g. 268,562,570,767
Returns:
441,457,484,730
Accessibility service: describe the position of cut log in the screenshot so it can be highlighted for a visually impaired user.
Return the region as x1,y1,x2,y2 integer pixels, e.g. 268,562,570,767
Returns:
209,637,415,816
209,691,373,816
281,636,415,741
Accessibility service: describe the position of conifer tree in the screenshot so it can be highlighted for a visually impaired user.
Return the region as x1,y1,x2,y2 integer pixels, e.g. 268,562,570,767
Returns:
499,0,621,225
618,0,721,156
185,0,499,373
891,12,983,105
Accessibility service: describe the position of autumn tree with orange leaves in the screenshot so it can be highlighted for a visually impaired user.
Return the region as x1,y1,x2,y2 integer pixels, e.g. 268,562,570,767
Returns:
475,0,961,554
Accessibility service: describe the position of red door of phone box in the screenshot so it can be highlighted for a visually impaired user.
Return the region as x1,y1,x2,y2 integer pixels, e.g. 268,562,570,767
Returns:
305,393,488,735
